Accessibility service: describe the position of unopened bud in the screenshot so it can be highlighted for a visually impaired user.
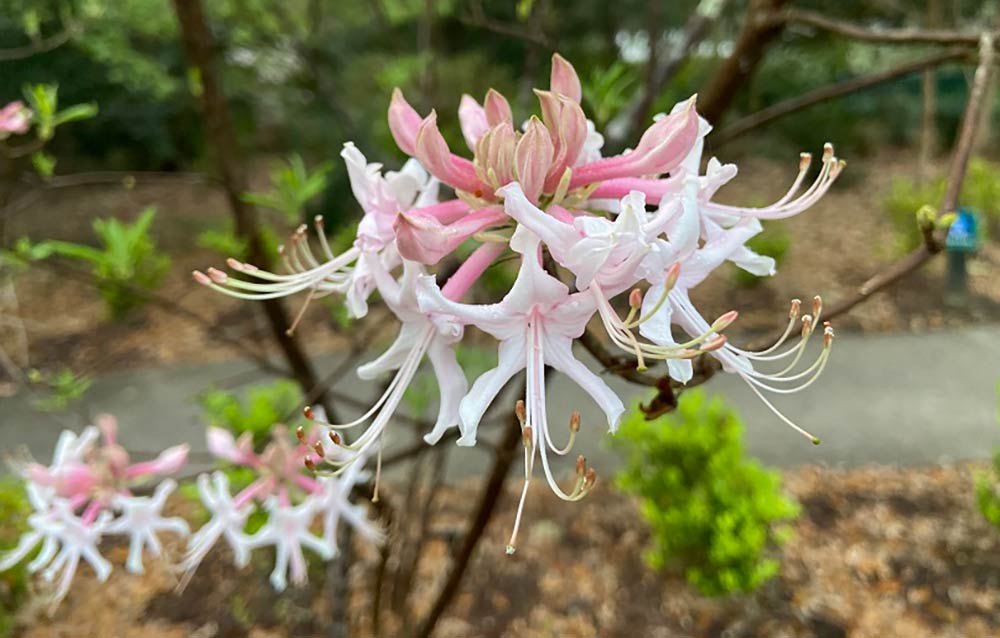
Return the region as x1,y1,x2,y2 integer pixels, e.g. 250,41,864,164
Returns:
313,441,325,458
569,411,581,433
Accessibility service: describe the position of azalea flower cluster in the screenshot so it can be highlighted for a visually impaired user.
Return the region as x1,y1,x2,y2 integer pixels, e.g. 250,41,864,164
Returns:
1,415,382,609
195,54,842,552
1,416,189,610
183,420,382,593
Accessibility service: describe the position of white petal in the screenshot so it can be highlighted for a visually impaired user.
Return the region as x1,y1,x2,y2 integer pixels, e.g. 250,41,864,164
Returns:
458,337,527,445
422,339,468,445
544,336,625,432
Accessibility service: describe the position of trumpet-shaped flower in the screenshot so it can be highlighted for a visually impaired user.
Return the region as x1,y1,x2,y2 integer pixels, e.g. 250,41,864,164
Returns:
106,480,189,574
185,425,383,592
2,417,189,609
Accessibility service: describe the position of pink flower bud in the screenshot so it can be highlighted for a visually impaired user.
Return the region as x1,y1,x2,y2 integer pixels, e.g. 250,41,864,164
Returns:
388,88,423,155
395,207,507,265
550,53,582,103
514,117,554,203
630,95,700,175
475,122,517,187
0,101,31,136
125,444,189,479
458,94,489,150
483,89,513,127
414,112,486,193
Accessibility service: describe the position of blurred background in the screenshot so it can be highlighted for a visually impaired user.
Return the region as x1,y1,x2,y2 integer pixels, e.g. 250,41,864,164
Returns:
1,1,1000,637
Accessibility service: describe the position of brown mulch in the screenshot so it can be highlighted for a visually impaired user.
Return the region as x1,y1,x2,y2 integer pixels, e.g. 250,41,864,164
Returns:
15,462,1000,638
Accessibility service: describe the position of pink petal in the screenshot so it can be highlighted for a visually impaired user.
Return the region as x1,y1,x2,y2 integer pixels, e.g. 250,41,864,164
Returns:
125,444,189,479
458,94,488,150
388,88,423,155
414,112,487,193
550,53,582,103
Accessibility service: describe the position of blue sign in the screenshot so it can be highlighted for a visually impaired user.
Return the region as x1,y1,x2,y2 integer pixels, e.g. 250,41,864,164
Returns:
946,208,979,252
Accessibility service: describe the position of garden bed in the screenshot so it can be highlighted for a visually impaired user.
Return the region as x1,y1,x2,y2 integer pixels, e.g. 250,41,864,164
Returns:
14,462,1000,638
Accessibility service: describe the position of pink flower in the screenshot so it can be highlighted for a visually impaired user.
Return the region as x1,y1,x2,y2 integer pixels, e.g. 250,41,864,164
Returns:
0,101,31,137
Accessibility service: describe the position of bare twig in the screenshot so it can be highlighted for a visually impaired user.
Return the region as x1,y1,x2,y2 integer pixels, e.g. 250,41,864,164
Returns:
823,33,996,322
712,48,970,147
458,1,550,47
783,9,993,47
0,23,81,62
698,0,792,124
612,0,727,149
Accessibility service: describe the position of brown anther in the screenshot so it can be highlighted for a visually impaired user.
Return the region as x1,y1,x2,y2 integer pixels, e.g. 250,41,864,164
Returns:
474,189,484,198
628,288,643,309
313,441,325,458
812,295,822,317
295,426,307,444
514,400,527,425
296,224,307,236
304,457,317,472
800,315,813,337
329,431,341,445
522,425,534,448
789,299,801,319
799,153,812,170
314,214,325,227
575,454,586,475
569,411,581,433
303,406,316,420
584,467,597,488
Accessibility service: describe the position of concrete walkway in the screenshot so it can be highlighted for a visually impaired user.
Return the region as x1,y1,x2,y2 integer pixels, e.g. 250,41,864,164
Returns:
2,325,999,477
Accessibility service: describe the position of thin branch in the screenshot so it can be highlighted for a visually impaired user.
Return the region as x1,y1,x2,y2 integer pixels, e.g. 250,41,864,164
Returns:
712,47,970,147
823,33,996,322
783,9,992,47
458,1,551,47
0,23,80,62
612,0,727,149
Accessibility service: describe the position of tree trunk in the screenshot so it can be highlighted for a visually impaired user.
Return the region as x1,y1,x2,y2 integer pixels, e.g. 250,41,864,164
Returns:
170,0,331,414
698,0,791,125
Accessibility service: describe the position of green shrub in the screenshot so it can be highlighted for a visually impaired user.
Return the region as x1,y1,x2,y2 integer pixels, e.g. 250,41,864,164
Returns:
0,478,32,636
975,383,1000,531
20,208,170,319
611,389,799,597
198,380,305,450
883,157,1000,252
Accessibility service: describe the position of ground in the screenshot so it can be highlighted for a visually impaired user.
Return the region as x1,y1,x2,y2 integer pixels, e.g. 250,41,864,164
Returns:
12,463,1000,638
